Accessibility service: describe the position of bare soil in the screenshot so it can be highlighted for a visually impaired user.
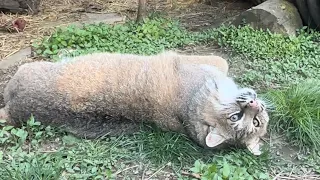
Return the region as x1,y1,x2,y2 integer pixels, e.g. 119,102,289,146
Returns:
167,0,253,31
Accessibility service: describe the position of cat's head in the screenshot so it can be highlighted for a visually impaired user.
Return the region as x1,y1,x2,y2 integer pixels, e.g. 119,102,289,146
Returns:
205,87,270,155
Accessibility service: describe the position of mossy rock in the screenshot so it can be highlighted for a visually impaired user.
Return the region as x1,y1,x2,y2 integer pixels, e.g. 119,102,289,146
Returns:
231,0,303,36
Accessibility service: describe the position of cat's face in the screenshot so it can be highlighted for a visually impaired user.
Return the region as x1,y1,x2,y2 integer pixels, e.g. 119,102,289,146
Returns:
205,87,269,155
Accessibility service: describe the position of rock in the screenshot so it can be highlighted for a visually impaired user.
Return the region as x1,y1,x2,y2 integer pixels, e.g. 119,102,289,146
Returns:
40,13,126,29
231,0,303,36
307,0,320,30
0,48,38,109
0,0,40,15
80,13,126,25
249,0,267,6
249,0,295,5
295,0,318,30
0,47,31,70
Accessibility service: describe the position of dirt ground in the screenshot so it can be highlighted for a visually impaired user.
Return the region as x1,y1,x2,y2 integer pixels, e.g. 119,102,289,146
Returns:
167,0,252,31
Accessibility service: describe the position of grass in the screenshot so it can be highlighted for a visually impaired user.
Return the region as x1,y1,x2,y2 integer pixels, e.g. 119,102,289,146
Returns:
0,119,272,179
264,79,320,151
203,25,320,89
1,13,320,179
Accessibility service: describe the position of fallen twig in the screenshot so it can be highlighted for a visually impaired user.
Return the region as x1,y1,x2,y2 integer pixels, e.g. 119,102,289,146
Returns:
114,165,139,176
146,162,170,180
181,171,201,179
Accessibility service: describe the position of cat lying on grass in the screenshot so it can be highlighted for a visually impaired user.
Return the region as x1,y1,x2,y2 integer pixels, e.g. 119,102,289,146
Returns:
0,51,269,155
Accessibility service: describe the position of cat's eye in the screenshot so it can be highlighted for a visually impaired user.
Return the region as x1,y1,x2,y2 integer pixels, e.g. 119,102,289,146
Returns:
230,115,239,121
228,111,244,122
253,118,260,127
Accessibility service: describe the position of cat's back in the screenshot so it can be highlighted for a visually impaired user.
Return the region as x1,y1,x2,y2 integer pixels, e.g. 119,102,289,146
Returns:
177,63,227,98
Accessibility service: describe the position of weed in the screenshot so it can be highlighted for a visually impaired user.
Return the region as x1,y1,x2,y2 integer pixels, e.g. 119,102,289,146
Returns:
32,15,195,61
0,152,65,179
181,158,270,180
203,25,320,88
0,115,59,148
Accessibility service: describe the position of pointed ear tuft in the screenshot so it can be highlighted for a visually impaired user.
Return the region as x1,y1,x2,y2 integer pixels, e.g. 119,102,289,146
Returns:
205,127,226,148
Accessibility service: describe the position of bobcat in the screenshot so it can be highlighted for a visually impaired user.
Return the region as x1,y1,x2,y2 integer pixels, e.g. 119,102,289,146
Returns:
0,51,269,155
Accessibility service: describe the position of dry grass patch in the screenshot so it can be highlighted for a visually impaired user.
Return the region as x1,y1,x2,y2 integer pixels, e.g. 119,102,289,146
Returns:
0,0,137,60
0,0,200,60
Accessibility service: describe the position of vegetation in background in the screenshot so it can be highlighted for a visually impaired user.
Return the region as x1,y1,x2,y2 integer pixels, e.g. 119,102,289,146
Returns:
205,25,320,88
32,15,320,89
32,15,195,60
264,79,320,151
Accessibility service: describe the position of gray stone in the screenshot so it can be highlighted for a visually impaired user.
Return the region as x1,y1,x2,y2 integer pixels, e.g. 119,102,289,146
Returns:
61,13,126,28
0,48,38,109
0,47,31,70
231,0,303,36
41,13,126,29
82,13,125,25
0,0,40,15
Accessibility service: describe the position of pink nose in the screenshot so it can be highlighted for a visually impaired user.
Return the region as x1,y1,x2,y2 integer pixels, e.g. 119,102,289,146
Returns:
248,100,259,110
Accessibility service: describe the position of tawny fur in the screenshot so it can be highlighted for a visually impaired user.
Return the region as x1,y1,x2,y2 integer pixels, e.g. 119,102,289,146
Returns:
174,52,229,75
0,51,269,153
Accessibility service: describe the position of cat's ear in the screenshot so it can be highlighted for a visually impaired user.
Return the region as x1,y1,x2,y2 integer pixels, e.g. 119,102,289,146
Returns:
246,137,263,155
205,127,226,148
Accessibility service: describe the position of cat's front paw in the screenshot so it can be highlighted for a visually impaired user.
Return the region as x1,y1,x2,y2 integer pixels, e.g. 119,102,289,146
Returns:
247,138,263,156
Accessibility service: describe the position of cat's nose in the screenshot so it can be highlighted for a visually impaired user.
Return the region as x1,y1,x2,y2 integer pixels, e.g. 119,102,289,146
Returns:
248,99,259,110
